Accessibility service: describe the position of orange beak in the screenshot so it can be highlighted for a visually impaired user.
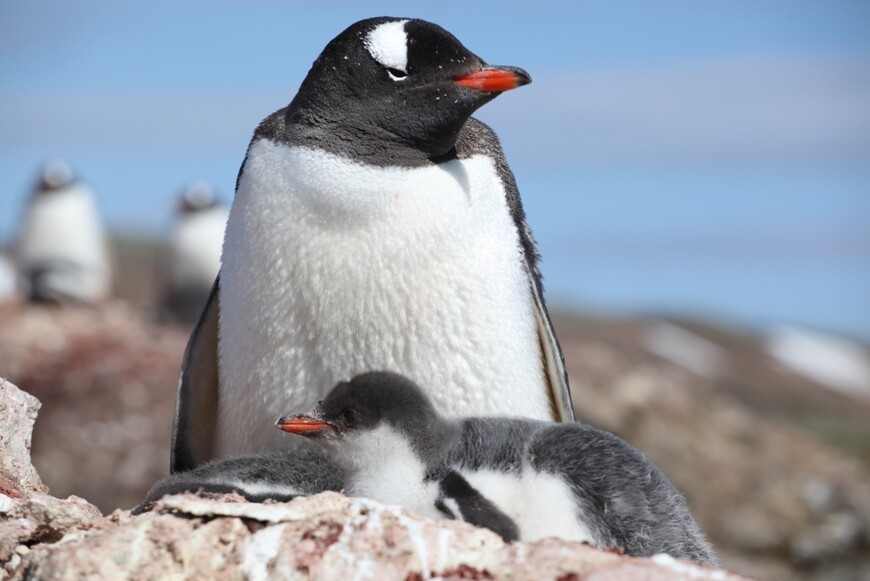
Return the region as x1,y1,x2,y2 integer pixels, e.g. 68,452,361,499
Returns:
275,414,334,435
454,66,531,92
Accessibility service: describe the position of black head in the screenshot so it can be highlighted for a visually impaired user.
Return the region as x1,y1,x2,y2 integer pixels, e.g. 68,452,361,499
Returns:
177,180,220,214
284,17,531,164
276,371,440,440
35,159,75,195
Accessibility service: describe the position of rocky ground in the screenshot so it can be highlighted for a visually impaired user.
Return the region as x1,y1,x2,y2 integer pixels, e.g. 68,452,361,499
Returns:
0,301,187,511
1,376,745,580
0,300,868,579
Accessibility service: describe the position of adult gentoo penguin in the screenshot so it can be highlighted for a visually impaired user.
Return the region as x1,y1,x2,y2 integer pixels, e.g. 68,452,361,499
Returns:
172,17,573,472
0,254,16,301
278,372,718,565
16,159,111,304
163,181,229,322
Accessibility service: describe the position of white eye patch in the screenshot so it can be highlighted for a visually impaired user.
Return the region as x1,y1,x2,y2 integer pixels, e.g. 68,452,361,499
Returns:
364,20,410,79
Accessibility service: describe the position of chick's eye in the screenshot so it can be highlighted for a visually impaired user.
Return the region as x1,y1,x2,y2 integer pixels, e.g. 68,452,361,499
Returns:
342,408,359,425
386,67,408,80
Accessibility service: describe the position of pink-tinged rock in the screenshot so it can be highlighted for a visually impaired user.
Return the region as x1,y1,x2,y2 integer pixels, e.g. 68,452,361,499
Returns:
13,492,748,581
0,378,47,499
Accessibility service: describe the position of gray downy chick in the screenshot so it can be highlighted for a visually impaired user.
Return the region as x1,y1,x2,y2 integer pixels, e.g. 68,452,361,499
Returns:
277,371,717,566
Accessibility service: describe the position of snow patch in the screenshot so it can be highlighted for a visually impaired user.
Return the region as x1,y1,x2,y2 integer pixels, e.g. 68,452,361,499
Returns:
642,322,726,379
765,325,870,401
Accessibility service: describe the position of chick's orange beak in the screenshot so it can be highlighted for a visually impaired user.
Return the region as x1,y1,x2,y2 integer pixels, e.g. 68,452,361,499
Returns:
275,414,333,435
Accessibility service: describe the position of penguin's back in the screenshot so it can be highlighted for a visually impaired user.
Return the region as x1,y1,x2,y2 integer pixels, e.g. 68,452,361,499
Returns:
527,423,718,564
444,418,717,564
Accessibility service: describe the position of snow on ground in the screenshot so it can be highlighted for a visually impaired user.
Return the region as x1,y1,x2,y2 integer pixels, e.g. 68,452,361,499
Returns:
641,321,726,379
765,325,870,402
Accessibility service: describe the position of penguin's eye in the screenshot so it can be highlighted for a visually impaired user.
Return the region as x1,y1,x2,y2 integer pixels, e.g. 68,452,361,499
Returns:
386,68,408,81
341,408,359,426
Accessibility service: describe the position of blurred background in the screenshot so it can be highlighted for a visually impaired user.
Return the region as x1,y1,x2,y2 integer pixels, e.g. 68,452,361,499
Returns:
1,2,868,579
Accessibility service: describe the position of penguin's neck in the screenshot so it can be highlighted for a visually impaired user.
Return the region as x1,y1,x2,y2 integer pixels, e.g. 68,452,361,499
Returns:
283,109,459,169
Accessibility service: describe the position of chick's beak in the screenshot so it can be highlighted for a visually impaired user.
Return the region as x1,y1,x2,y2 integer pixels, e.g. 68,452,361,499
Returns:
275,414,334,435
454,65,531,92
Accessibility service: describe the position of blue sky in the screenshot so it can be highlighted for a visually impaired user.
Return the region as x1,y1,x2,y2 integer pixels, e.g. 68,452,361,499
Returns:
2,1,869,338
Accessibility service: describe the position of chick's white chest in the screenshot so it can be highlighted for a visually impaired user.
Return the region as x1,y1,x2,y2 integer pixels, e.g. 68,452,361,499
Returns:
338,425,442,520
217,140,549,456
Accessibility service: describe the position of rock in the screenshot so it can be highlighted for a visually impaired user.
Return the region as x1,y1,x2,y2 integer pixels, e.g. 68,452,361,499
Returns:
790,511,864,565
0,302,188,511
0,493,106,567
1,369,751,581
0,378,47,498
12,492,744,581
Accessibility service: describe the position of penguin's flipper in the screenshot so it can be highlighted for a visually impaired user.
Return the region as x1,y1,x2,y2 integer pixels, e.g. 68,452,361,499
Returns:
531,279,575,422
171,274,221,473
437,470,520,542
136,449,343,515
456,118,574,422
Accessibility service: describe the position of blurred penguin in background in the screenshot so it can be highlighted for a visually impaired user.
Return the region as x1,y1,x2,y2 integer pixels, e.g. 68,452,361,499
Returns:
0,253,16,301
163,181,228,322
16,159,111,304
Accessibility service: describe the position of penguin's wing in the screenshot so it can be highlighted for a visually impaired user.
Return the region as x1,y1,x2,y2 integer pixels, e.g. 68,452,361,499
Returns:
456,118,574,422
170,274,221,473
529,270,575,422
136,448,342,515
437,470,520,542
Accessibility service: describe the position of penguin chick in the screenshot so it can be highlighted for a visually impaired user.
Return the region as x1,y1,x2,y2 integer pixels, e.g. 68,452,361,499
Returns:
133,447,342,515
277,372,718,565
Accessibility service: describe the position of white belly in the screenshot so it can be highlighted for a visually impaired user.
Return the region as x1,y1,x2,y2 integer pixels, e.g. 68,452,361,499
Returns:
460,467,598,544
216,140,549,455
18,185,110,302
167,206,228,290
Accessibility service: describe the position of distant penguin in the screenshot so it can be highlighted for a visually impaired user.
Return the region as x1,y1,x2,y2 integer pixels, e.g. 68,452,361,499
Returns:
277,372,718,565
132,447,342,515
0,253,16,301
16,159,111,304
172,17,573,473
163,181,228,322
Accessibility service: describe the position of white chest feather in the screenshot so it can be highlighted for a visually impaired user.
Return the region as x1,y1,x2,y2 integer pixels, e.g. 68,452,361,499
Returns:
217,140,549,455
